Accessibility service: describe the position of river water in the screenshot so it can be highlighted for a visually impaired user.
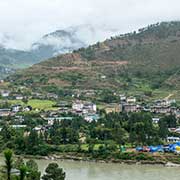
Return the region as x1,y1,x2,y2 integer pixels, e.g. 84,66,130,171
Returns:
1,158,180,180
27,159,180,180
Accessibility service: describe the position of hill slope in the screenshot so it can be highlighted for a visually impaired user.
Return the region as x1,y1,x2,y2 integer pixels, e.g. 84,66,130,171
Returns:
9,21,180,98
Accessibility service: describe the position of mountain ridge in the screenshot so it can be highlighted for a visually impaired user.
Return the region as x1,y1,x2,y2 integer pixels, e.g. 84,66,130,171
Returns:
9,21,180,99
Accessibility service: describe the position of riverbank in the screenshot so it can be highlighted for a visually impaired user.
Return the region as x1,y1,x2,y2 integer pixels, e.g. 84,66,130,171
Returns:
8,152,180,167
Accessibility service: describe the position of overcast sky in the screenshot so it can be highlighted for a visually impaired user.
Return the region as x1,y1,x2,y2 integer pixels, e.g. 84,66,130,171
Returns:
0,0,179,50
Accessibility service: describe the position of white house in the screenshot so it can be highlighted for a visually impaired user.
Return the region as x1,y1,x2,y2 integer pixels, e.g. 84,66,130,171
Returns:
72,101,84,112
11,125,27,129
120,95,126,102
12,105,22,112
126,97,136,103
83,102,97,113
101,75,106,79
167,137,180,143
1,90,10,97
16,95,24,100
152,118,160,124
84,114,100,122
46,117,73,125
155,99,176,106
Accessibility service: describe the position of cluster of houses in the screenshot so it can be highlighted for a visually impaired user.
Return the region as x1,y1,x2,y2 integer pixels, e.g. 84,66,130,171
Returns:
42,100,99,124
118,96,180,119
103,95,179,120
1,90,25,100
72,100,99,122
0,90,60,101
0,104,32,117
0,88,180,142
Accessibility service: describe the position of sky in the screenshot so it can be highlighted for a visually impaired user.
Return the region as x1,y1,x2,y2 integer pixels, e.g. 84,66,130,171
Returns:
0,0,179,50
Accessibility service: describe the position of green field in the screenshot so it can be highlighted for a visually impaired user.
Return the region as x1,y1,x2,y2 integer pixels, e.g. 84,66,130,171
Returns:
9,99,57,110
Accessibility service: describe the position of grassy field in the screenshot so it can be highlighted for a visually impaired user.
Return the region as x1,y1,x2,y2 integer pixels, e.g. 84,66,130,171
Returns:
9,99,57,110
54,144,115,152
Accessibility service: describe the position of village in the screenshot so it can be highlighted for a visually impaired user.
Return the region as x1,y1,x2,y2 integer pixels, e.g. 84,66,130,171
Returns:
0,88,180,145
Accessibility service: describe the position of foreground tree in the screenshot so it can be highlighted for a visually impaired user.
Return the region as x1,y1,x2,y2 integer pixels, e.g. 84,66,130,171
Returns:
19,166,27,180
42,163,66,180
4,149,13,180
26,160,41,180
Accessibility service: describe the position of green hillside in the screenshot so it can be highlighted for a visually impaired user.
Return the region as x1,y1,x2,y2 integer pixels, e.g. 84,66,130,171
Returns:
8,21,180,100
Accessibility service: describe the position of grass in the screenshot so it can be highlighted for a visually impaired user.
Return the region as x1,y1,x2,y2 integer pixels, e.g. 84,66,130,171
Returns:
9,99,57,110
56,144,123,152
81,144,104,151
28,99,56,110
54,144,111,152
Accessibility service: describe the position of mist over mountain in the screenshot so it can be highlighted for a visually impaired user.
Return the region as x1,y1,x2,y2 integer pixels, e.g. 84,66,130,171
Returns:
31,24,119,60
0,25,120,77
30,26,87,60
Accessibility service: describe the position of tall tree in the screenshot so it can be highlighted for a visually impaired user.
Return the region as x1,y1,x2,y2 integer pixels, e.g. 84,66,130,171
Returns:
19,166,27,180
4,149,13,180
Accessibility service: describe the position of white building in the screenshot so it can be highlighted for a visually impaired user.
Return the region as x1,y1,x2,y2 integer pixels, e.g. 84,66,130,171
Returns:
72,101,84,112
72,101,96,113
11,125,27,129
120,95,126,102
152,118,160,124
84,103,97,113
16,95,24,100
1,90,10,97
12,105,22,112
167,137,180,143
126,97,136,103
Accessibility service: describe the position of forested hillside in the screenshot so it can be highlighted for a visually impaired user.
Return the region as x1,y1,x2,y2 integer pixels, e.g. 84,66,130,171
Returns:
8,21,180,99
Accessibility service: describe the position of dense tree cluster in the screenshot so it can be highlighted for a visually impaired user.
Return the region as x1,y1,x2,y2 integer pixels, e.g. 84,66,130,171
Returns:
0,111,178,156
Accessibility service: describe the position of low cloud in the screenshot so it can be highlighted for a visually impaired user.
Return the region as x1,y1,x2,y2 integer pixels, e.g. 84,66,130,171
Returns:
0,0,179,50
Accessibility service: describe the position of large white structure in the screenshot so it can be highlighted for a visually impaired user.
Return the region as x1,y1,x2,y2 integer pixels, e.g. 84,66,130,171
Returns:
72,101,96,114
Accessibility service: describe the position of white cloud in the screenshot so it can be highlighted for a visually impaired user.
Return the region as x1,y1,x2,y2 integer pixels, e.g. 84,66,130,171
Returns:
0,0,179,50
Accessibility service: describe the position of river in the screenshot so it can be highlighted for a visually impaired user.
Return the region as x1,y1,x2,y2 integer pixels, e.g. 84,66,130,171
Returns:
25,159,180,180
1,158,180,180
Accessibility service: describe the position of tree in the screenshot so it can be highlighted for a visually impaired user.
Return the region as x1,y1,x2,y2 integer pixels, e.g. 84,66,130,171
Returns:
14,157,24,170
112,127,128,145
163,115,177,128
26,130,40,154
2,149,41,180
19,166,27,180
88,143,95,153
26,160,41,180
42,163,65,180
22,98,28,104
4,149,13,180
158,119,169,139
26,160,38,172
128,112,157,145
1,125,16,142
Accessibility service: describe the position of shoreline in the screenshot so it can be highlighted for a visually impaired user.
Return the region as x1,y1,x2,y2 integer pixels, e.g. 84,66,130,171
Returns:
1,153,180,167
13,154,178,167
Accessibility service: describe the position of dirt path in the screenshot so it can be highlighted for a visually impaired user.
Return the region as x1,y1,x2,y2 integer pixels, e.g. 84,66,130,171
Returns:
164,93,174,100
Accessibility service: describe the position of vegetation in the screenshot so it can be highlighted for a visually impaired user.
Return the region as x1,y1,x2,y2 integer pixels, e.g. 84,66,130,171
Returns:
4,149,13,180
42,163,66,180
9,99,56,111
0,149,66,180
7,21,180,101
0,21,180,169
0,111,177,157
